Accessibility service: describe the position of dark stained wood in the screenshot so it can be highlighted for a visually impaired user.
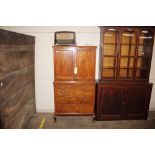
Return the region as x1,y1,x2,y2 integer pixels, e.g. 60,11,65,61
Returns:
1,67,34,103
125,84,153,119
98,85,125,119
0,29,36,129
14,51,34,69
0,52,13,76
0,47,34,77
1,83,35,128
99,26,154,82
0,29,35,45
96,26,154,121
96,82,153,121
0,45,34,52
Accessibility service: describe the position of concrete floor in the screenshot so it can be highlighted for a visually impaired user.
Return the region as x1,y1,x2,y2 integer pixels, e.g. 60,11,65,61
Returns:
26,112,155,129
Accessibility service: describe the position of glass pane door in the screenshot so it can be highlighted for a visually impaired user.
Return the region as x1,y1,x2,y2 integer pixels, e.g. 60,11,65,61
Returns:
102,28,118,79
104,29,118,44
135,30,154,80
119,29,136,79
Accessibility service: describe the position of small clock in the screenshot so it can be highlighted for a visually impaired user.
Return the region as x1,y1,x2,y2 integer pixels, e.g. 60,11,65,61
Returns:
54,31,76,45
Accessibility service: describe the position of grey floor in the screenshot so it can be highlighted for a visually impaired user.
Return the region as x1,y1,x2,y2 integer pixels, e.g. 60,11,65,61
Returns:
26,111,155,129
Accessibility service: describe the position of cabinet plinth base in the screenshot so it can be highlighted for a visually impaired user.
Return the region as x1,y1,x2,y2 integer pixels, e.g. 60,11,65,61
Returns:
53,113,95,122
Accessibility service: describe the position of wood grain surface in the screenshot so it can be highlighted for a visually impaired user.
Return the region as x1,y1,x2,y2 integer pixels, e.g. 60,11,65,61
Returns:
0,29,36,128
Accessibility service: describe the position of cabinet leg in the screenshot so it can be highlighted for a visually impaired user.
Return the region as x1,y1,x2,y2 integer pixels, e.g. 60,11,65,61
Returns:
92,115,95,122
53,115,57,122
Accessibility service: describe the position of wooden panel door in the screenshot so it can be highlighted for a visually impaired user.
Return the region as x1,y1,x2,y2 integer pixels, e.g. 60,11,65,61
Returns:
96,84,125,120
54,49,74,80
125,84,153,119
75,48,96,80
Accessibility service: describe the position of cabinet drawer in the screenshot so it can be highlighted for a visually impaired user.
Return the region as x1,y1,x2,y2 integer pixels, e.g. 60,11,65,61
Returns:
54,82,95,114
55,96,93,105
54,83,95,97
55,96,94,113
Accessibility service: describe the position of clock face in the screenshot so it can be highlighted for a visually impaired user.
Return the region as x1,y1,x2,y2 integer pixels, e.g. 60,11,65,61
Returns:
56,33,74,40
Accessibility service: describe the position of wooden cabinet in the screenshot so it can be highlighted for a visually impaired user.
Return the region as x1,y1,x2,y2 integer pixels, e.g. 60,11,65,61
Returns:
96,83,153,120
96,26,154,121
53,46,96,119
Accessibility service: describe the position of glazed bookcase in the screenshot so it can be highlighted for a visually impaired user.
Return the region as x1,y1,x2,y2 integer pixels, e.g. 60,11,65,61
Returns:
96,26,154,121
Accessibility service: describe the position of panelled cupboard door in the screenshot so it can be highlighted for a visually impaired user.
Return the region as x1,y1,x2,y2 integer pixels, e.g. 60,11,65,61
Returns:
54,49,74,80
125,84,153,119
97,85,125,120
76,48,96,80
96,83,153,120
53,46,96,81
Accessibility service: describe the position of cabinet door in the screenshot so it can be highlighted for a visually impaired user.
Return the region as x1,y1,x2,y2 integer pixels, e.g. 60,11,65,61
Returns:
102,28,119,80
125,84,152,119
96,85,125,120
54,50,74,80
119,29,137,80
75,48,96,80
135,29,154,81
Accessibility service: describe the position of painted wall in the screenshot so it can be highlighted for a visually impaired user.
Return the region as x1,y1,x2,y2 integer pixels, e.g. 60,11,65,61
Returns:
1,26,155,112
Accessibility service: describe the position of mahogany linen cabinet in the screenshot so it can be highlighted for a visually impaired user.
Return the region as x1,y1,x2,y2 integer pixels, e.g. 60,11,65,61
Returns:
53,46,96,120
96,27,154,121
